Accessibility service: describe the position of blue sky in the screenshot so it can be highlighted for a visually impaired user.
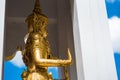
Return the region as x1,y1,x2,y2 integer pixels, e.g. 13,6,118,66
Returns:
106,0,120,80
106,0,120,18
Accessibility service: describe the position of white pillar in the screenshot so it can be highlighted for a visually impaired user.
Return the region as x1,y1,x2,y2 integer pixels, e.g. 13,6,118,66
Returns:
0,0,5,79
73,0,118,80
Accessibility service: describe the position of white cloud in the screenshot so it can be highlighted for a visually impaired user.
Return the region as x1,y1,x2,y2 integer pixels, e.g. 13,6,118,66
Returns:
106,0,115,3
108,16,120,53
10,51,26,68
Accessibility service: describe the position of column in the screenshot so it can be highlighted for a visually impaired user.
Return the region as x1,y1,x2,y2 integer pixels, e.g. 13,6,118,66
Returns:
0,0,6,80
73,0,118,80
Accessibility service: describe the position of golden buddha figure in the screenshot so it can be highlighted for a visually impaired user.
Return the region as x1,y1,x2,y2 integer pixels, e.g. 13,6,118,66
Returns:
5,0,72,80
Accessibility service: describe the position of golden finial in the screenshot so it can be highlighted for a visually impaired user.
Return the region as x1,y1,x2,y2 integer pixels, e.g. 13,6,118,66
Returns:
33,0,42,13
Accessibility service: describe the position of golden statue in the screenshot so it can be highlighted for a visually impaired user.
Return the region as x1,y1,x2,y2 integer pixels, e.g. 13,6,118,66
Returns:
5,0,72,80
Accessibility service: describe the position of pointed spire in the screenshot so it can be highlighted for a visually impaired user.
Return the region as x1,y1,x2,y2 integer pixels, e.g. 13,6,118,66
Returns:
35,0,40,8
33,0,42,13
